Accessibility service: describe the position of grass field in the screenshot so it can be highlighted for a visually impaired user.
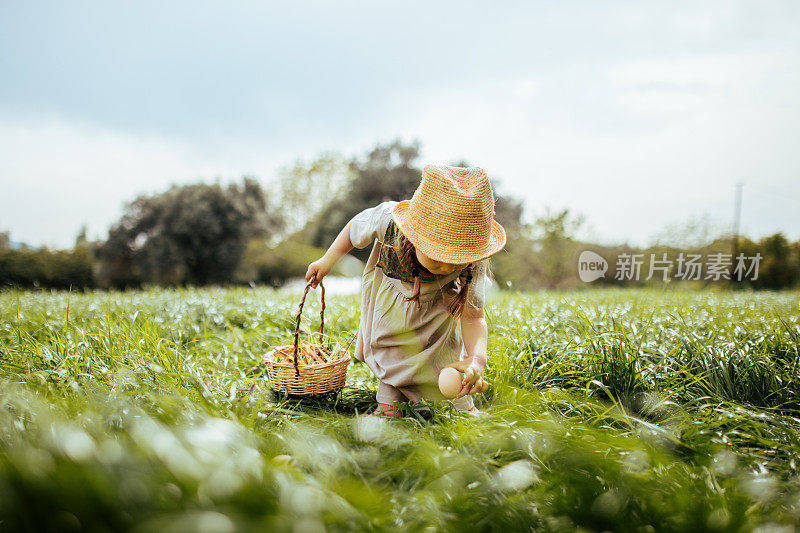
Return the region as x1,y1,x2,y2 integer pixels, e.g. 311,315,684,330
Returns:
1,287,799,532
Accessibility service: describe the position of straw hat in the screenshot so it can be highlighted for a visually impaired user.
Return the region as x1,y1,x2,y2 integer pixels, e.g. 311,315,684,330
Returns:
392,164,507,264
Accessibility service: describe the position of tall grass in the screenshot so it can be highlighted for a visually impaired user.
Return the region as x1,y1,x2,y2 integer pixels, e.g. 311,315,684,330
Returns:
1,287,799,531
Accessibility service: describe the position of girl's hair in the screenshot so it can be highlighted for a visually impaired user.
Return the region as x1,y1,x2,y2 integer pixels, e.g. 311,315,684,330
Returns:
396,230,483,317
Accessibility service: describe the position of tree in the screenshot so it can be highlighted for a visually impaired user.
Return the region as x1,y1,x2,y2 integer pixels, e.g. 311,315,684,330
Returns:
650,213,724,249
276,152,354,240
75,225,89,247
533,208,585,289
96,177,282,287
307,140,423,261
751,233,800,290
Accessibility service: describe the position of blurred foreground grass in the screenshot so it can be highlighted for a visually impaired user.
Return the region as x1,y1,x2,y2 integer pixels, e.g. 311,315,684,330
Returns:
1,287,799,532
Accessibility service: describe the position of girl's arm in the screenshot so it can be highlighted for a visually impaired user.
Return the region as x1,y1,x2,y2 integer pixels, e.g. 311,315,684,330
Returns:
306,201,395,288
455,306,488,398
305,220,355,288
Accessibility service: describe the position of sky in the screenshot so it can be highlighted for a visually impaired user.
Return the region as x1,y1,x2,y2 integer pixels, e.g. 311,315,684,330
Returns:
1,0,799,249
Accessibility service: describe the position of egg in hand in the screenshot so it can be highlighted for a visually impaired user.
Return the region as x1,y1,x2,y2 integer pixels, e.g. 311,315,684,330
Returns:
438,367,464,399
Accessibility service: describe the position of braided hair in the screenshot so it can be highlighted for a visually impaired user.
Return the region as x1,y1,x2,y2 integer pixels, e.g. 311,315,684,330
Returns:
447,266,474,318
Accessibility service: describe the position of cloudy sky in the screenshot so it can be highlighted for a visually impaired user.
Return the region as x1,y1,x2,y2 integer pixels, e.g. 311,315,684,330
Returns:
1,1,798,248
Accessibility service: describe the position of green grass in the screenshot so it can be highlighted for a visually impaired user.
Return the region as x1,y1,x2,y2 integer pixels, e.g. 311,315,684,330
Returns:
1,287,799,532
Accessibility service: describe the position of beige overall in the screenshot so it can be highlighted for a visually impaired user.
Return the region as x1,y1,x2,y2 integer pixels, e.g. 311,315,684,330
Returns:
350,201,482,412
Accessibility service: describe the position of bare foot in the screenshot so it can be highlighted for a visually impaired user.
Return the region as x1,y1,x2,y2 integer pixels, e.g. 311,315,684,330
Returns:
463,406,486,416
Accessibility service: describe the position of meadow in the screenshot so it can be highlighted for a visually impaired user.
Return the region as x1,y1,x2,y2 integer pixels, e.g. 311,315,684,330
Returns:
1,286,799,532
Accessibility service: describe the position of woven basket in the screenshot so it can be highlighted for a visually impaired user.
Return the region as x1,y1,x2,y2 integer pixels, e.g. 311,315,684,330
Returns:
263,280,350,395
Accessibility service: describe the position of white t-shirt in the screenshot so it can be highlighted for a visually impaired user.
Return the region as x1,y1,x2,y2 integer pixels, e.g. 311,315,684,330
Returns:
349,201,397,249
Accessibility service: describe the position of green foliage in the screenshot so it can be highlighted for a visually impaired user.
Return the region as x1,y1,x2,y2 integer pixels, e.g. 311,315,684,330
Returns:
491,208,587,290
489,233,538,290
533,208,586,289
748,233,800,290
276,153,354,239
95,178,282,288
0,244,94,289
235,239,362,287
1,288,800,531
493,212,800,290
306,140,423,262
301,141,527,266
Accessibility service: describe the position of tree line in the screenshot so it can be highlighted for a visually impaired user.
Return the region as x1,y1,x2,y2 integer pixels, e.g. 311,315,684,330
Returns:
2,140,798,291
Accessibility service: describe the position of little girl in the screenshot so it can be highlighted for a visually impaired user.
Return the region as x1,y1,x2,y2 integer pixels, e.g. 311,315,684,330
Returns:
305,164,506,417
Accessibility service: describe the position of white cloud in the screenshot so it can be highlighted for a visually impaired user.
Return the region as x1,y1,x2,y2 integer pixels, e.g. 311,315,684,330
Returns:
0,116,285,247
1,38,799,250
381,51,800,246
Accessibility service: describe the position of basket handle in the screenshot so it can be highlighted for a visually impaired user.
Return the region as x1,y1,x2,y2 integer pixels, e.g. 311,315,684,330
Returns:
291,278,326,376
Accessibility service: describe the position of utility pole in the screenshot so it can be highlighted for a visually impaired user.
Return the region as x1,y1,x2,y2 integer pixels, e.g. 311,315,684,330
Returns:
730,181,743,284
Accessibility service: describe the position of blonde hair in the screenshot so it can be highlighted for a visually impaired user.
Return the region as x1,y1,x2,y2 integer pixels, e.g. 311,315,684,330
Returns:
395,230,485,317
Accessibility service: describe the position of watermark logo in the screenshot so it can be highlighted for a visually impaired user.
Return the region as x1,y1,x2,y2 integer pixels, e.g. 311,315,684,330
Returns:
578,250,608,282
578,251,762,282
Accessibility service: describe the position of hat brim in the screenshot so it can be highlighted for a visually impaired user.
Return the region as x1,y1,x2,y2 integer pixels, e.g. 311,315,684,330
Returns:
392,200,507,264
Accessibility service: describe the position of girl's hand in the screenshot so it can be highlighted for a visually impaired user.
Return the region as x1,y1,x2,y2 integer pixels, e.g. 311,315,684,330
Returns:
305,256,333,288
444,357,488,398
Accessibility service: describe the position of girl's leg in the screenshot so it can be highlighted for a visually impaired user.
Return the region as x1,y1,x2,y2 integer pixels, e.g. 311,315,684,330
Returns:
373,381,407,417
395,386,432,414
451,393,485,415
446,367,484,415
404,383,484,416
450,392,475,411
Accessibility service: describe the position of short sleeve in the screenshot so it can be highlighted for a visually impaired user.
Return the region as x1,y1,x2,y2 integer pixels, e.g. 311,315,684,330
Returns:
466,260,489,309
349,201,397,249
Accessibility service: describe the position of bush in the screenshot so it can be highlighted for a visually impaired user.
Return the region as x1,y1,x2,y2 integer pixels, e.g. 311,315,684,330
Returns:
0,245,94,289
96,178,282,288
235,238,363,288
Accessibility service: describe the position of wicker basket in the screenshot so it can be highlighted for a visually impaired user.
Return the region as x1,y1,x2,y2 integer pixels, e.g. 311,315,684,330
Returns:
263,280,350,395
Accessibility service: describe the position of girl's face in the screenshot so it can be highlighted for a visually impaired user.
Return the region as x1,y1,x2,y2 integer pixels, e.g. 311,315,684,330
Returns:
415,249,467,276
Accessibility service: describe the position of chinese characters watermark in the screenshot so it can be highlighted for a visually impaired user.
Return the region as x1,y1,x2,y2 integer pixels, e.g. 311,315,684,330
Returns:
579,251,762,282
